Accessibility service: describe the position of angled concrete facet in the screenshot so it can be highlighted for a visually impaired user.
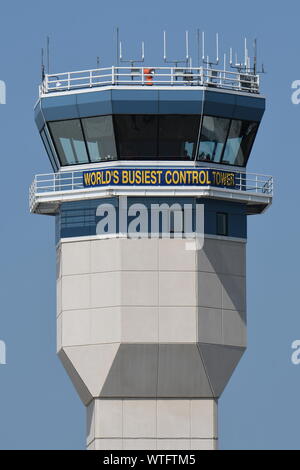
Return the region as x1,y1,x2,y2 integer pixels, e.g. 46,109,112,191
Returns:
198,343,245,397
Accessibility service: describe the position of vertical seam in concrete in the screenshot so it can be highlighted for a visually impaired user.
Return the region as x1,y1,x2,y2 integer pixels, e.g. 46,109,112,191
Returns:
221,274,224,345
88,240,92,340
214,398,218,441
156,399,158,446
195,238,198,344
156,240,159,447
156,240,160,398
196,343,215,397
189,399,192,449
121,399,124,448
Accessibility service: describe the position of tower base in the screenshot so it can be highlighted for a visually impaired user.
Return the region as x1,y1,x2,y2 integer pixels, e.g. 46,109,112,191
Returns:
86,398,217,450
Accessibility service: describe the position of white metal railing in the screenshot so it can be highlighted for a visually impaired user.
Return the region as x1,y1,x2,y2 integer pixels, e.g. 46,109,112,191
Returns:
29,168,273,212
39,66,260,96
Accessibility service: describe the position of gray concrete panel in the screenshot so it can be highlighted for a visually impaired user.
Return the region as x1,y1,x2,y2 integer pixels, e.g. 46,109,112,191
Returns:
101,344,159,397
198,343,245,397
157,344,213,397
220,274,246,312
198,307,223,345
58,349,93,405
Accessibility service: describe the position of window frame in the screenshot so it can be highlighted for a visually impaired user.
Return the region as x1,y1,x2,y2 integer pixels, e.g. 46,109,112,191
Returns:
48,117,91,166
40,127,59,171
216,212,228,236
81,115,118,163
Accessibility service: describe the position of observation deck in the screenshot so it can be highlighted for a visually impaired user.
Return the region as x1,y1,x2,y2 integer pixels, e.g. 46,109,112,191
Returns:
29,162,273,216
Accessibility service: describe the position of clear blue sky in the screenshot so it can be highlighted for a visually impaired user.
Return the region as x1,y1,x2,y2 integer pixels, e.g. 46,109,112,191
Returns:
0,0,299,450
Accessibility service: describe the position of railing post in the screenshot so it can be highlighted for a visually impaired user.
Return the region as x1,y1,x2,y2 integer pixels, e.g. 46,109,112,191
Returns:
67,72,70,90
142,67,144,85
89,70,92,87
171,67,174,85
112,66,115,85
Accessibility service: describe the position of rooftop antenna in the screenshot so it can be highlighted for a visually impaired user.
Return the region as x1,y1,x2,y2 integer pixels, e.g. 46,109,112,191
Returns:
41,47,45,81
163,30,190,68
96,56,100,68
253,38,257,75
119,37,145,68
230,37,266,75
202,32,219,67
116,27,120,67
229,45,244,72
197,29,201,67
46,36,50,74
253,38,266,74
244,38,252,73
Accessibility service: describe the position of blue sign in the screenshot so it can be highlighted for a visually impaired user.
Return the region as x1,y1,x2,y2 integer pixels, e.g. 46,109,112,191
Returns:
83,168,237,189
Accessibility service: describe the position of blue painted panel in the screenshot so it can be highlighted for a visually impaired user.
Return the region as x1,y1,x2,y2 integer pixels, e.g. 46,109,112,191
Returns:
203,199,247,238
158,90,204,114
56,197,247,240
77,90,112,117
36,88,265,125
34,101,45,131
230,214,247,238
203,90,236,118
112,89,159,113
41,95,78,121
233,95,265,121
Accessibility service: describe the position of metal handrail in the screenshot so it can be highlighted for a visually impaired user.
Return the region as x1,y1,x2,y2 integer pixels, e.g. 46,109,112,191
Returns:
29,168,273,211
39,66,260,96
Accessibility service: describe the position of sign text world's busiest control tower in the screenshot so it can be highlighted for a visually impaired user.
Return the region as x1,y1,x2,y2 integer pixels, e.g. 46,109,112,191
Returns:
30,37,272,450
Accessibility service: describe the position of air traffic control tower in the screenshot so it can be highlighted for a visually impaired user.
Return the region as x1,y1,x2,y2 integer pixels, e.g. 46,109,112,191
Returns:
30,39,273,450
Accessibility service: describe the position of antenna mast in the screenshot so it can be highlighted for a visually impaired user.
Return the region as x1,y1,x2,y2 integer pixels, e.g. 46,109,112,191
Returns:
41,48,45,80
163,30,190,68
202,32,219,67
46,36,50,74
119,35,145,68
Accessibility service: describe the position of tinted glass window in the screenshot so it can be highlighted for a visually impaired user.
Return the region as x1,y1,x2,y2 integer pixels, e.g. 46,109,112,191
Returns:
114,115,158,158
49,119,89,165
216,212,228,236
198,116,230,163
158,115,200,159
81,116,117,162
47,115,259,167
40,128,56,170
222,120,258,166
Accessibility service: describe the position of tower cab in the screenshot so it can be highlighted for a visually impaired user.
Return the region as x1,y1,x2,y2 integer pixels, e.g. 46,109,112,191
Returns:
35,68,263,169
32,65,272,219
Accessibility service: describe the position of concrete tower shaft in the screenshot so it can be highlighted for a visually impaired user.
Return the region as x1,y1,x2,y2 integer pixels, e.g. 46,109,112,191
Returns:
57,235,245,449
